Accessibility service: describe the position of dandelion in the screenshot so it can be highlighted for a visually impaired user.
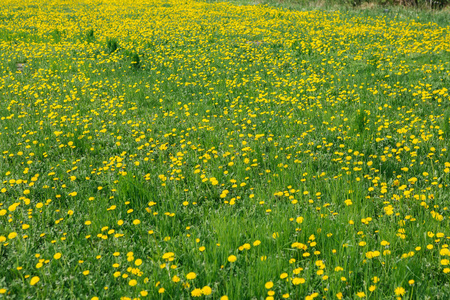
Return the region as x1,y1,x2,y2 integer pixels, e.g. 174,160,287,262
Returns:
30,276,40,286
191,288,202,297
394,287,405,296
228,255,237,262
140,291,148,296
186,272,196,280
202,286,212,295
356,291,366,298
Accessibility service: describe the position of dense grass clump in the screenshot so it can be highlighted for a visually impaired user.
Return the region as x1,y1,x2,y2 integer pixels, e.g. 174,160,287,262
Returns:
0,0,449,299
106,38,119,53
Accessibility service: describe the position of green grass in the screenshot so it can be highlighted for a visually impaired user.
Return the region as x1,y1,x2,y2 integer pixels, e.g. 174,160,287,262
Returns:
218,0,450,27
0,0,450,299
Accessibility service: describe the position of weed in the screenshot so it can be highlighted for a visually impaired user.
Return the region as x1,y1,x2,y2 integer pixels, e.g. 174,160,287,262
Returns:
131,52,140,69
86,28,95,42
106,38,118,53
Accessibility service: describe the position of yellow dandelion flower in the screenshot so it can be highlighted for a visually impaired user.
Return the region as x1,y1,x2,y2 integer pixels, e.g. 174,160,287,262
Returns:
394,287,405,296
191,288,202,297
30,276,40,286
228,255,237,262
202,286,212,295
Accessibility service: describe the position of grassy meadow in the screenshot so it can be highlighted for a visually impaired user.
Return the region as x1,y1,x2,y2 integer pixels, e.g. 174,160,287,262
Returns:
1,0,450,299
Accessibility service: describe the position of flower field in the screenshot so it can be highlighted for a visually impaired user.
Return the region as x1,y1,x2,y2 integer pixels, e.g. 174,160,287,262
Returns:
0,0,450,298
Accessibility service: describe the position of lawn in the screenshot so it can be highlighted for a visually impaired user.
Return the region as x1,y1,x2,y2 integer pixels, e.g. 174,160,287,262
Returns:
0,0,450,299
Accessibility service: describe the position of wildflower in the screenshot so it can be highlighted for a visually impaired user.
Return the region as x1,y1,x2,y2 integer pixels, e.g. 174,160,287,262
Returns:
186,272,196,280
191,288,202,297
129,280,137,286
394,287,405,296
292,277,305,285
162,252,175,260
228,255,237,262
140,291,148,296
202,286,212,295
30,276,40,286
